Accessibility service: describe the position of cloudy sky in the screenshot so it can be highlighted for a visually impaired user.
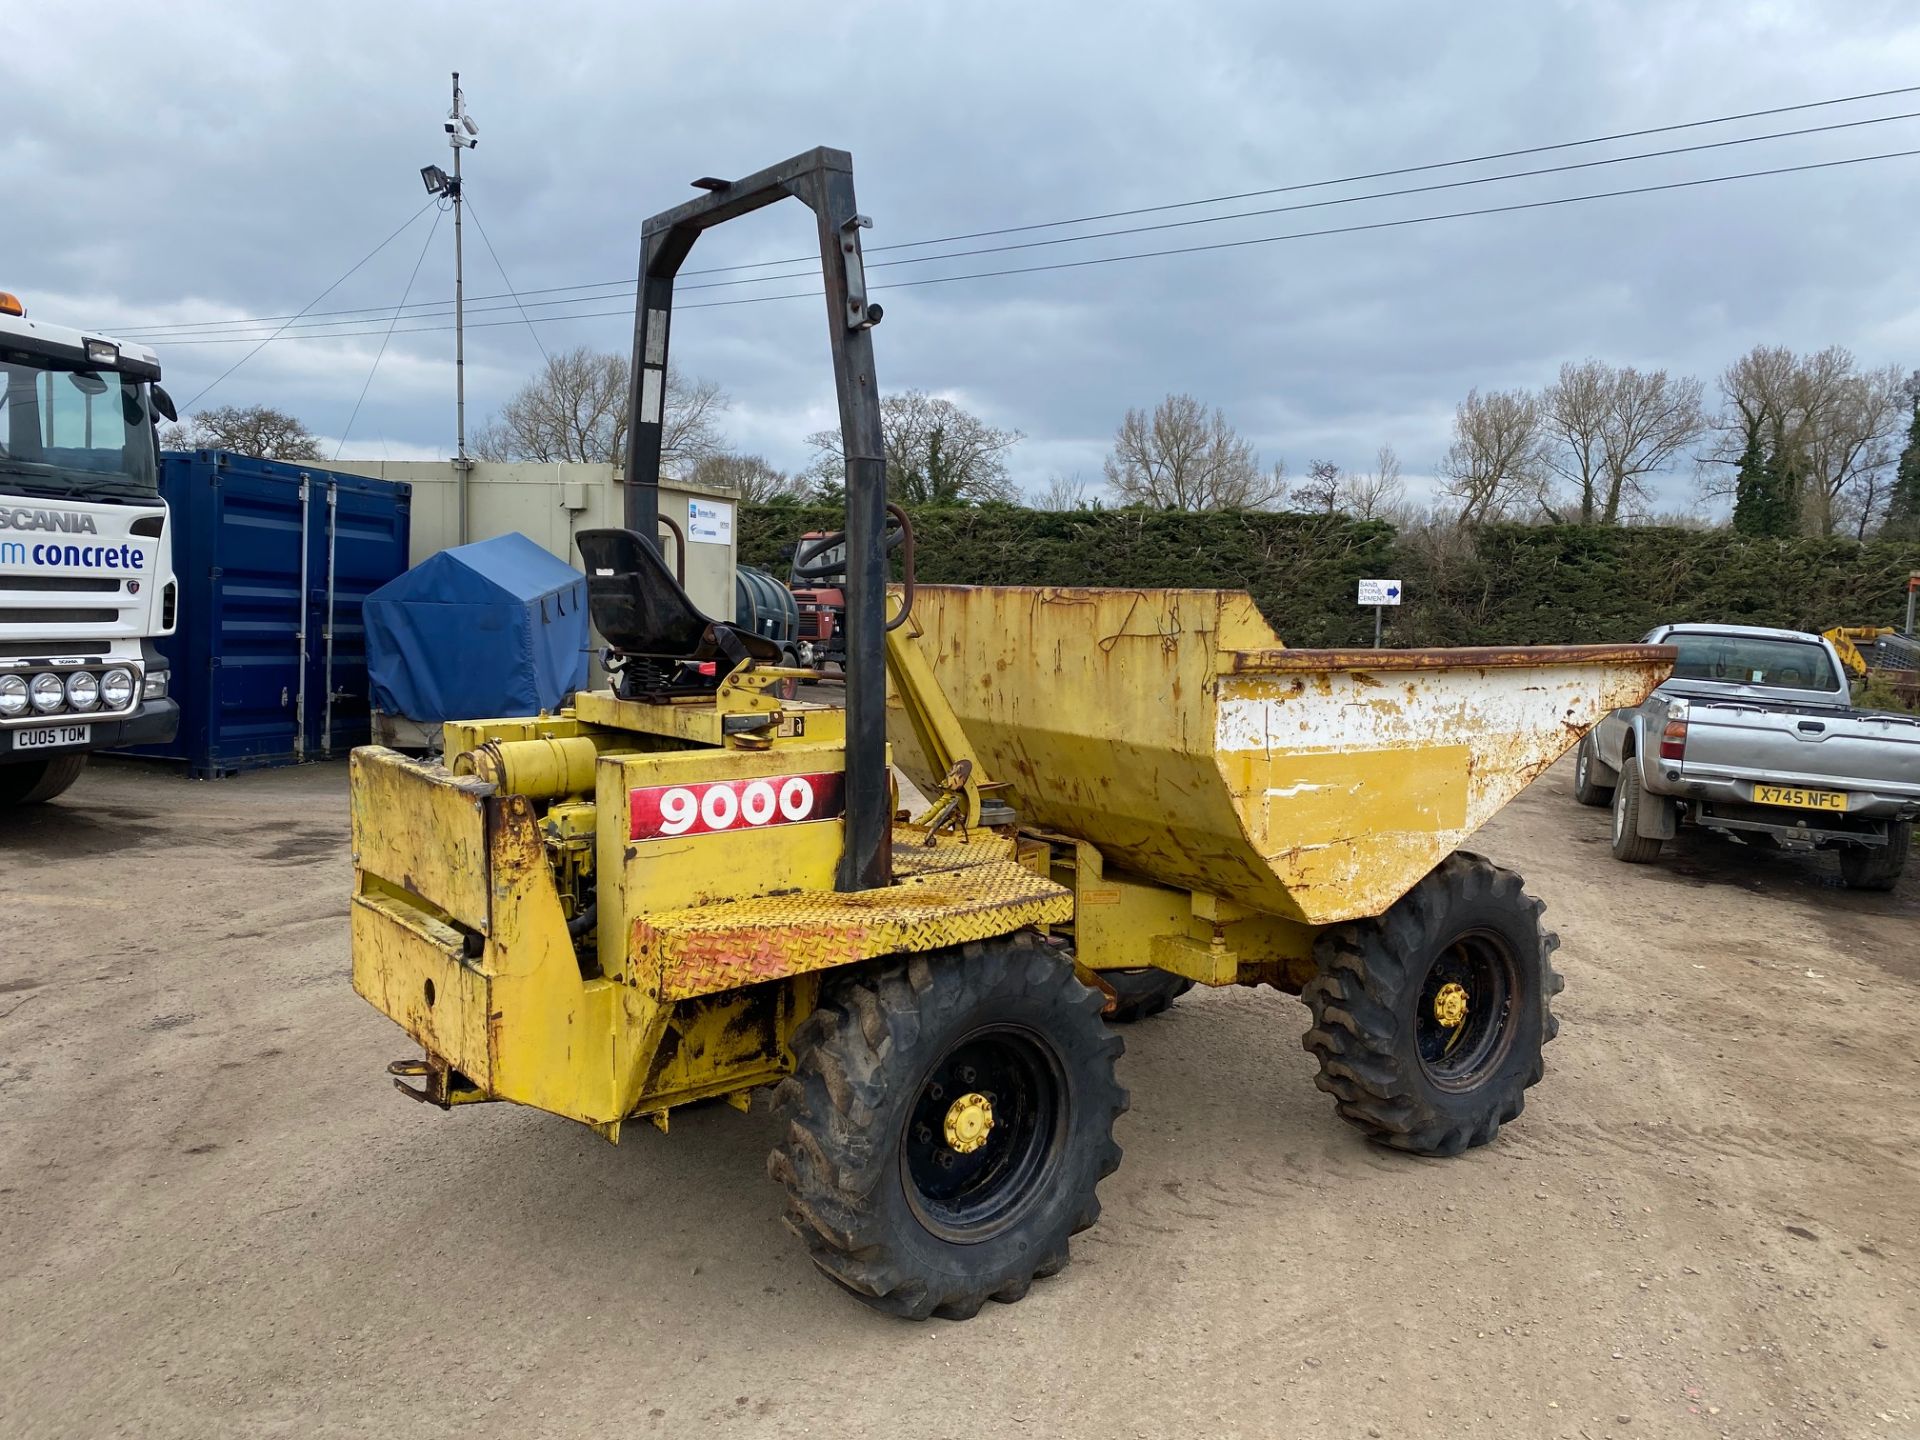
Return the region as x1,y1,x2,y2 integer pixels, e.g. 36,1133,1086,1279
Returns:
9,2,1919,511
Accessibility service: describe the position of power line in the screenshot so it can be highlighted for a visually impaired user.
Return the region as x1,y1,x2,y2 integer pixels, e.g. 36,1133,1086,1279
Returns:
154,145,1920,346
116,83,1920,339
135,105,1920,345
175,202,437,411
334,207,444,459
462,196,551,366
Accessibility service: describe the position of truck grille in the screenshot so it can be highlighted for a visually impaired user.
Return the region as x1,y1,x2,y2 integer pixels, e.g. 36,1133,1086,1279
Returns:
0,641,108,658
1,575,122,593
0,606,122,625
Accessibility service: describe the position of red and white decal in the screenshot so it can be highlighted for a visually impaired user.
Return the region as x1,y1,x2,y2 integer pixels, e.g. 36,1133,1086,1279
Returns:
630,771,844,840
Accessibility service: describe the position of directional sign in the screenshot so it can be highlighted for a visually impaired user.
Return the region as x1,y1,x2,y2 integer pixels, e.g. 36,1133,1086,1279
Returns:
1357,579,1402,606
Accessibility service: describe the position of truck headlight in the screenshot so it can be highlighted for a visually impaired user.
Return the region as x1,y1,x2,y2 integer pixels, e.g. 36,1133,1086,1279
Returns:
100,667,136,710
30,673,66,713
143,671,169,701
65,671,101,712
0,674,26,717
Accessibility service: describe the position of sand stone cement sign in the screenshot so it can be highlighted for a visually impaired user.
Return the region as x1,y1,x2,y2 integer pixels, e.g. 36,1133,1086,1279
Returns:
1357,579,1402,606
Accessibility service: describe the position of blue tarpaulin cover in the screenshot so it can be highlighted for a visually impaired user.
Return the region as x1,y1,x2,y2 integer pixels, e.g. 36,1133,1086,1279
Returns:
364,532,589,722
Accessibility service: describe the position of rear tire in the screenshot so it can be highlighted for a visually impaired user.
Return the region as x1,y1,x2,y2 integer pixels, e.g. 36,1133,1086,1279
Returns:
0,755,88,808
1302,852,1561,1156
769,938,1127,1320
1609,763,1664,864
1572,736,1613,808
1099,968,1194,1023
1838,820,1911,892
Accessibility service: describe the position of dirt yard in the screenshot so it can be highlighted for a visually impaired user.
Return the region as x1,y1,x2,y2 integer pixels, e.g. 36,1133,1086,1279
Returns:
1,756,1914,1439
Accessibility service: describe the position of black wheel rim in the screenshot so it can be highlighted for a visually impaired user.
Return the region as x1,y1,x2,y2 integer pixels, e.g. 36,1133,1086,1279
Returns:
1415,929,1518,1090
900,1025,1065,1244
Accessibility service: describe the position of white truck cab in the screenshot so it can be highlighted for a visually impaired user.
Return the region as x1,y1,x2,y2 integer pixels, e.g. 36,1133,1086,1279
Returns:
0,291,180,806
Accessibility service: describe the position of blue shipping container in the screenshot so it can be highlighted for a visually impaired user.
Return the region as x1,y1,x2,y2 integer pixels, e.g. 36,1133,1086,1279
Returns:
136,451,411,777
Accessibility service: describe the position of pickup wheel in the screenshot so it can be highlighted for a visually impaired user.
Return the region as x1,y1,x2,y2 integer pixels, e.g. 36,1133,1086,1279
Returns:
1609,764,1664,864
1572,736,1613,807
768,939,1127,1321
0,755,88,808
1837,820,1911,892
1302,852,1561,1156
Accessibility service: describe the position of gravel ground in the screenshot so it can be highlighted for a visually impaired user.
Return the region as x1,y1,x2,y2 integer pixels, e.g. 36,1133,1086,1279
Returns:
1,755,1915,1439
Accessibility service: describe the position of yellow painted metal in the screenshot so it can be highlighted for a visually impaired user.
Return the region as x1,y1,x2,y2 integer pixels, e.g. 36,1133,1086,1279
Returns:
888,586,1673,926
944,1092,994,1153
351,713,1067,1135
636,844,1069,1001
575,681,844,749
885,593,985,831
350,751,495,930
1823,625,1893,680
1433,980,1469,1029
454,734,601,798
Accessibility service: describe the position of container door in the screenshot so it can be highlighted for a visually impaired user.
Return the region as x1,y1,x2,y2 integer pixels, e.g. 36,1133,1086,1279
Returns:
311,478,411,755
205,462,312,773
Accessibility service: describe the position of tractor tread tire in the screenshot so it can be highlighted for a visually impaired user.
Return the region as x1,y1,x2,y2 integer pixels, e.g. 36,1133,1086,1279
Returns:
1838,819,1911,892
768,937,1127,1321
1301,851,1560,1157
1609,763,1664,864
1099,968,1195,1023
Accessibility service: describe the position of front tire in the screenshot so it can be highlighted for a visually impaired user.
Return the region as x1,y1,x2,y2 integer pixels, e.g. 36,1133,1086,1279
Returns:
1302,852,1561,1156
1838,820,1911,892
0,754,88,808
1609,763,1664,864
769,938,1127,1320
1572,736,1612,807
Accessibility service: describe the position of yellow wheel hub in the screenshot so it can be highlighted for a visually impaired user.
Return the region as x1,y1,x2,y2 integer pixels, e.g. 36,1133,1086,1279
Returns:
943,1091,995,1154
1432,981,1470,1030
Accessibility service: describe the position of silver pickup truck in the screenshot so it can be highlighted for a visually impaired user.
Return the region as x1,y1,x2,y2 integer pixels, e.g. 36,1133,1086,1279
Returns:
1574,623,1920,889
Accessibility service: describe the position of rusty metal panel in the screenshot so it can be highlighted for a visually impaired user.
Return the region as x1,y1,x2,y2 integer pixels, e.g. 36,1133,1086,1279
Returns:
349,748,495,930
636,858,1072,1000
890,586,1673,927
350,891,492,1083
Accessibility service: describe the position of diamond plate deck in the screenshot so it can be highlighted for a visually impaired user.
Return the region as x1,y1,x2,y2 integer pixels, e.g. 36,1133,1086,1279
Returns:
636,840,1069,1000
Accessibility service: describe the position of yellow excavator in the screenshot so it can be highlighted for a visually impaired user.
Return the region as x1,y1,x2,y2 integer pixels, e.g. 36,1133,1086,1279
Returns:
1824,625,1895,680
345,147,1673,1320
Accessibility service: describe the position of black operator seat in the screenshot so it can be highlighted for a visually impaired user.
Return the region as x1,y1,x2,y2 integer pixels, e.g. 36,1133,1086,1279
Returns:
575,528,781,673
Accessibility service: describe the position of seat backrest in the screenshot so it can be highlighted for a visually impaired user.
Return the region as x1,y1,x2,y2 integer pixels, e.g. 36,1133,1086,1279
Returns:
575,527,710,658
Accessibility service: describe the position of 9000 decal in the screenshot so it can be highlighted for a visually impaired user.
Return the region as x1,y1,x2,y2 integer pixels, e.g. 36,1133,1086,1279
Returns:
630,772,844,840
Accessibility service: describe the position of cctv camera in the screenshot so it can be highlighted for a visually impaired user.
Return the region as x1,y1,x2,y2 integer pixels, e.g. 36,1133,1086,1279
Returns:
462,115,479,137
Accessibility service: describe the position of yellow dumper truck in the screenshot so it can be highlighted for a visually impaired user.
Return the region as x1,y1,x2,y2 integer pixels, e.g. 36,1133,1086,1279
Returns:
348,149,1673,1320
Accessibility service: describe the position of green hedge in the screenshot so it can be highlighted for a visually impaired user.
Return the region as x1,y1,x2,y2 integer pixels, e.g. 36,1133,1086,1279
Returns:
739,504,1920,647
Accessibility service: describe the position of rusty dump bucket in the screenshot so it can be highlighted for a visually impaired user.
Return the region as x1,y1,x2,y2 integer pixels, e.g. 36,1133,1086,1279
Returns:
889,587,1672,926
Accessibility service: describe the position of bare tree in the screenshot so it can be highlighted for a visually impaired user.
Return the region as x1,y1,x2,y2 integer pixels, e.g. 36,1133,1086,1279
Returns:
1803,362,1907,537
1338,444,1406,520
473,346,727,478
1037,473,1097,510
1541,360,1706,523
1437,387,1549,524
805,389,1020,504
690,452,805,503
161,405,323,460
1291,459,1342,514
1706,345,1906,535
1102,394,1286,510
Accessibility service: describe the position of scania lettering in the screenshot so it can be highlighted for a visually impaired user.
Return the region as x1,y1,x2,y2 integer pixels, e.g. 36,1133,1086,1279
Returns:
0,291,180,808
